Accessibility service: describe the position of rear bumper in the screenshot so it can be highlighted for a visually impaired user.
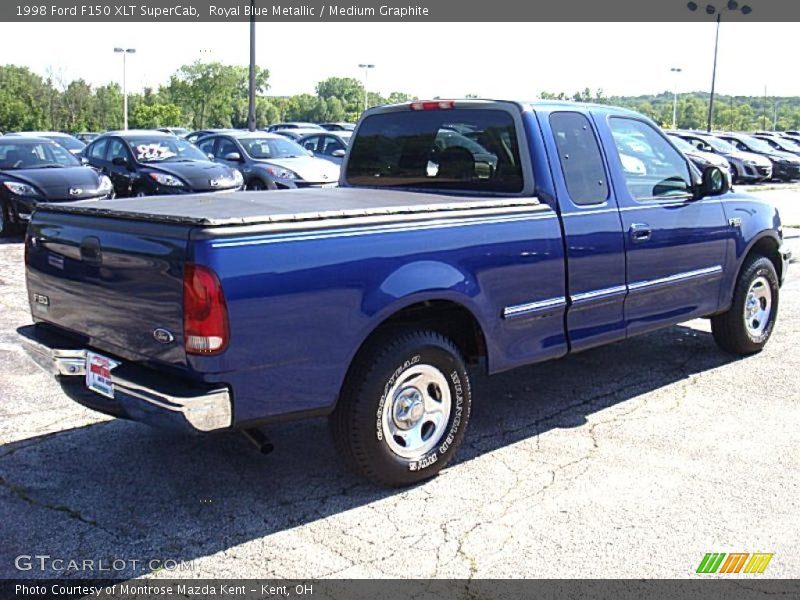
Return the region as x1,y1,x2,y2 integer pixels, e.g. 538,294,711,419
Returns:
17,324,232,433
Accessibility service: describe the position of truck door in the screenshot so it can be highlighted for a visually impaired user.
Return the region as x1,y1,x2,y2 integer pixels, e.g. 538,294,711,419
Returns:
542,111,628,352
600,116,729,336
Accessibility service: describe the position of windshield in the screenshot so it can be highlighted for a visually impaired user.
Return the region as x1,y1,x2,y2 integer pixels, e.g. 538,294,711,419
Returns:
0,140,80,169
48,135,85,151
346,109,523,193
701,136,736,153
240,137,309,159
128,137,208,162
768,137,800,152
738,135,776,153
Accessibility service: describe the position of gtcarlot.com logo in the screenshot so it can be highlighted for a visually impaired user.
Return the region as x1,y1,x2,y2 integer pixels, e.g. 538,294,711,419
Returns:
696,552,774,574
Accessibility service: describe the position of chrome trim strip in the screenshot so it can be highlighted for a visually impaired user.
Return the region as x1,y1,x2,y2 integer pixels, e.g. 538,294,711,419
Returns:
503,297,567,319
571,285,628,304
212,212,556,248
628,266,723,292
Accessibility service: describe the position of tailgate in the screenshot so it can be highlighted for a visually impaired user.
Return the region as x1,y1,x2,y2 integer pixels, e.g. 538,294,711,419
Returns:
25,210,192,369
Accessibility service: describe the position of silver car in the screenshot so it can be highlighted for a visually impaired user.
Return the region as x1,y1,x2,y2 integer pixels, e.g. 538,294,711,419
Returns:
672,131,772,183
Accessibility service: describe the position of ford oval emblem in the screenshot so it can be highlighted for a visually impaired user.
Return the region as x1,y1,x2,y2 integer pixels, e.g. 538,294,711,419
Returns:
153,328,175,344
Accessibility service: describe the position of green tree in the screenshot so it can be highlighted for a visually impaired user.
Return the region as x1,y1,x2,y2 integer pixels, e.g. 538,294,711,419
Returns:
129,102,183,128
0,65,49,131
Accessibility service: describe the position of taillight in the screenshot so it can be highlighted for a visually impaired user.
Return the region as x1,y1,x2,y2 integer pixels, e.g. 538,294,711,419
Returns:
409,100,455,111
183,263,229,355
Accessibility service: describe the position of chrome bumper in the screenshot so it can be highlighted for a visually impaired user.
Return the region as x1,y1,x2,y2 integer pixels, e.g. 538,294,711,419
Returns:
18,325,232,432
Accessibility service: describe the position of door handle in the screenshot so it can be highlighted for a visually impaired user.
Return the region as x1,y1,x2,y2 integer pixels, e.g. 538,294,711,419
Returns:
629,223,652,242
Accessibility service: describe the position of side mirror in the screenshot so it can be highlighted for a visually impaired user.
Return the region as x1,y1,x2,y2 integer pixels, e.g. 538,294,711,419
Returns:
698,165,730,198
224,152,242,162
80,157,89,165
331,149,346,158
207,153,215,160
111,156,128,167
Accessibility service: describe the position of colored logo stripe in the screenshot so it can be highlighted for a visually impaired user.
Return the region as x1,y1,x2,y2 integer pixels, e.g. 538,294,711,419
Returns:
697,552,773,574
744,553,773,574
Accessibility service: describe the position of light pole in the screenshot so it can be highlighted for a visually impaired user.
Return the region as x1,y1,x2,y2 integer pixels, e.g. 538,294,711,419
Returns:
687,0,752,133
670,67,683,129
358,63,374,114
247,0,257,132
114,47,136,130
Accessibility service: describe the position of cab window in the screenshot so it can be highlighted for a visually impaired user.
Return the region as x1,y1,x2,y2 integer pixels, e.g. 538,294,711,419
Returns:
609,118,693,201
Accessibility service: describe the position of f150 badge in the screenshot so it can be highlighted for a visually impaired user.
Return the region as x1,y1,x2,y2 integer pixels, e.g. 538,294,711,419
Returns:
32,293,49,313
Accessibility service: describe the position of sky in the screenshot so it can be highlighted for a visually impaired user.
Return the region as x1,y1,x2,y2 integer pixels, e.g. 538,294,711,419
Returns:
1,22,798,99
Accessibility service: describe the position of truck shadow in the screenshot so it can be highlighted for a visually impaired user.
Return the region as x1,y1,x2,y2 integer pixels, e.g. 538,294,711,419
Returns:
0,323,737,579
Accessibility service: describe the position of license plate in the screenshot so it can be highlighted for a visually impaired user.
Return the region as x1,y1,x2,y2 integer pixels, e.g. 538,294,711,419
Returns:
86,351,118,399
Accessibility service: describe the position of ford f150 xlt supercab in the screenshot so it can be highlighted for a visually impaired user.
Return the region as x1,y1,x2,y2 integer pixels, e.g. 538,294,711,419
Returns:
19,100,790,487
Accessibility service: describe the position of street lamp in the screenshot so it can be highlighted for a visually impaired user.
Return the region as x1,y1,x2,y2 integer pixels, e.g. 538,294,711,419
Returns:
113,47,136,130
358,63,375,114
687,0,752,132
670,67,683,130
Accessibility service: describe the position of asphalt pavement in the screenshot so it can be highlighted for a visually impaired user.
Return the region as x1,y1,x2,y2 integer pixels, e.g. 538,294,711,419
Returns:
0,189,798,580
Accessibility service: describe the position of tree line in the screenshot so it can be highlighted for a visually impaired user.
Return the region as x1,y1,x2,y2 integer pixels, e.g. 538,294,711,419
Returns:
1,62,799,133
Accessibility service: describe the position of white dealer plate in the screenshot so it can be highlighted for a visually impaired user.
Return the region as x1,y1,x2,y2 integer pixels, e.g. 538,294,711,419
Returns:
86,351,119,399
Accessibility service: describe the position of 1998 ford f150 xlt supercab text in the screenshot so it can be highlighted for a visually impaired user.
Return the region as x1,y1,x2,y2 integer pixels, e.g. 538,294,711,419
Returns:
19,100,791,486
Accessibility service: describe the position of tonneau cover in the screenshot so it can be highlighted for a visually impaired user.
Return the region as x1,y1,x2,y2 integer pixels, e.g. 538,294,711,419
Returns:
35,187,539,227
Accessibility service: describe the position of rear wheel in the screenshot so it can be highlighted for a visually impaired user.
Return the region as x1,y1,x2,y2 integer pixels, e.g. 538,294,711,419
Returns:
331,329,472,487
711,255,779,355
247,179,267,191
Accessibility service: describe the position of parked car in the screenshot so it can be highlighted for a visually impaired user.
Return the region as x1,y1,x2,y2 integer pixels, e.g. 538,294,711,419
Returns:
320,122,356,131
751,133,800,158
184,129,238,145
6,132,86,156
82,130,243,197
196,131,340,189
265,122,324,132
667,134,732,184
75,132,100,144
715,133,800,182
20,100,789,487
157,127,190,138
671,131,771,183
0,136,113,235
296,131,353,164
783,131,800,139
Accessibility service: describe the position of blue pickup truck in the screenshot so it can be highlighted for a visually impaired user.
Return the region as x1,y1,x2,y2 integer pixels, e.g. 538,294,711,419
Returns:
19,100,790,487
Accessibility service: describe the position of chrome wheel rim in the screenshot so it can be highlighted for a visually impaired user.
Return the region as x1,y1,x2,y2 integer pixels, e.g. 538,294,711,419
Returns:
381,364,452,460
135,191,147,197
744,276,772,337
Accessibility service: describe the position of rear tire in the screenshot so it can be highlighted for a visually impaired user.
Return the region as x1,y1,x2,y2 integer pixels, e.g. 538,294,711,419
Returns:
711,254,779,355
331,329,472,487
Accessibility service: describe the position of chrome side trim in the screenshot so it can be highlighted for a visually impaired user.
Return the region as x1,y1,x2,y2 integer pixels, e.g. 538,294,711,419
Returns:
571,285,628,304
628,266,723,292
503,297,566,319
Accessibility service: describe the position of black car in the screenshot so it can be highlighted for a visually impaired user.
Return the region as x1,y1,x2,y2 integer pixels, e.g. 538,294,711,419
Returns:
0,137,114,236
82,131,243,197
75,132,100,144
752,134,800,158
320,122,355,131
715,133,800,182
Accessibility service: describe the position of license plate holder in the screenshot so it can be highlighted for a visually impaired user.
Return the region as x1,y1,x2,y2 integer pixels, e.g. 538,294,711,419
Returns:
85,351,118,399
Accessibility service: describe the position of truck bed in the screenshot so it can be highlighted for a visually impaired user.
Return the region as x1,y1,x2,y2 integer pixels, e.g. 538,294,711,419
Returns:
35,187,540,228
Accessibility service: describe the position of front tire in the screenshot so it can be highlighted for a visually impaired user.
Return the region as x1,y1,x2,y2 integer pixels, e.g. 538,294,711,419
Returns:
712,254,779,355
0,199,16,237
331,329,472,487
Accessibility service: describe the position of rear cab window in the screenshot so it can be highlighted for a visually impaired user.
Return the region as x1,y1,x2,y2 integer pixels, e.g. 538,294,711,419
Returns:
345,107,527,194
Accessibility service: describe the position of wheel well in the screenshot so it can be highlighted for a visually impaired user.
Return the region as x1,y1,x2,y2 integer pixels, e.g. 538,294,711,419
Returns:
748,236,782,282
353,300,487,369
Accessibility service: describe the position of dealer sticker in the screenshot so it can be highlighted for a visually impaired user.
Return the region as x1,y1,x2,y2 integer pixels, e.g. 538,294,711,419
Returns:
86,351,119,399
